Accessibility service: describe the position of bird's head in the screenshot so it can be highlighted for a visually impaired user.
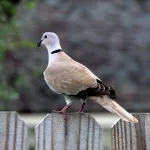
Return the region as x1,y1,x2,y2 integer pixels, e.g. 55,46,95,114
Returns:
37,32,60,47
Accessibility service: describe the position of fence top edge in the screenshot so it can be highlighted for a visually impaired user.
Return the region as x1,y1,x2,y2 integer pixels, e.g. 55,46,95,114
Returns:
111,113,150,128
35,113,99,129
0,111,28,126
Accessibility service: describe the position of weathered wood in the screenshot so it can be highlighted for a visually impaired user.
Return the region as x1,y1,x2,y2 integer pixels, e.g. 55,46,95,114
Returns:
112,113,150,150
35,113,103,150
0,112,28,150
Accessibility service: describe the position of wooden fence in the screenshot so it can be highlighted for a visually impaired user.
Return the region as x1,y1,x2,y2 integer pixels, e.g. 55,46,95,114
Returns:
0,112,149,150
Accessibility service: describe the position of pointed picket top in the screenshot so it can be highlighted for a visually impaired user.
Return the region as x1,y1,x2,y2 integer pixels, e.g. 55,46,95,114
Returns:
112,113,150,150
35,113,103,150
0,111,28,150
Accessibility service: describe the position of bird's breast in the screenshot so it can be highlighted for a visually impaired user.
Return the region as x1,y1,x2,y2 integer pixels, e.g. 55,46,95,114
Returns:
43,69,62,94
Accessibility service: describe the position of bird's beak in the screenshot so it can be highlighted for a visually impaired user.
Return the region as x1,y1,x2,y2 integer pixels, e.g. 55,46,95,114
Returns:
37,40,43,47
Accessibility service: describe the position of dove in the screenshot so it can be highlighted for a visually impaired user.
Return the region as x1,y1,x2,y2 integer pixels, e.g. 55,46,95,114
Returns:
37,32,138,123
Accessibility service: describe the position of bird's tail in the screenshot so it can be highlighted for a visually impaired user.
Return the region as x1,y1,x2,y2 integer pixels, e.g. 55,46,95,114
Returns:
90,96,138,123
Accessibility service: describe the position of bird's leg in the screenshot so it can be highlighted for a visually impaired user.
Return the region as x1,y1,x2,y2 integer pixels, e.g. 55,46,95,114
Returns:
59,103,71,113
79,100,86,112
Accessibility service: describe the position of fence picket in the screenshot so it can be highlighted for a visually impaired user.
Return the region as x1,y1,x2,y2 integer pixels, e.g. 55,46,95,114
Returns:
35,113,103,150
112,113,150,150
0,112,28,150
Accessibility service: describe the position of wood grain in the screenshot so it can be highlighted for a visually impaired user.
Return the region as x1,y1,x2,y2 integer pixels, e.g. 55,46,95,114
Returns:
0,112,28,150
35,113,103,150
112,113,150,150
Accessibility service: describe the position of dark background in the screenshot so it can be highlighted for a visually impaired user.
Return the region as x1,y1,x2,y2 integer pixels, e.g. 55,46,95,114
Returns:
1,0,150,113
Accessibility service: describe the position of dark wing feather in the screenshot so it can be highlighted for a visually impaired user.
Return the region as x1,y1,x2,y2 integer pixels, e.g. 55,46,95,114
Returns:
72,79,116,99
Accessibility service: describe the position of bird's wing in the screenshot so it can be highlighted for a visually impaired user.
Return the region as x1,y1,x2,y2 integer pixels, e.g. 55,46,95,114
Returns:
44,60,109,96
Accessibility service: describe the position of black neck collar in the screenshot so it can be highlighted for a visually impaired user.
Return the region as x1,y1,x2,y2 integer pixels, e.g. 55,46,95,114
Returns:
51,49,62,54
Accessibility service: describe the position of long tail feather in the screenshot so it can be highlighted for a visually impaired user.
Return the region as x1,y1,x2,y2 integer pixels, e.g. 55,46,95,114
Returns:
90,96,138,123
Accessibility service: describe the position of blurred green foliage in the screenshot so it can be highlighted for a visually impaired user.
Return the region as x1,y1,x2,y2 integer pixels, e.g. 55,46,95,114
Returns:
0,0,36,57
0,0,16,57
0,0,18,102
0,0,36,104
28,128,36,150
0,82,19,101
0,0,16,22
27,1,36,9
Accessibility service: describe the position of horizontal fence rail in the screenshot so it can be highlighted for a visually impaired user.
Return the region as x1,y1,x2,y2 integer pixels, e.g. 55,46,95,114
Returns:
0,112,149,150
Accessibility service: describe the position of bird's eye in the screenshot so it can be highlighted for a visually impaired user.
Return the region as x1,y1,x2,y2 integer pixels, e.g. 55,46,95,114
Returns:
45,35,47,38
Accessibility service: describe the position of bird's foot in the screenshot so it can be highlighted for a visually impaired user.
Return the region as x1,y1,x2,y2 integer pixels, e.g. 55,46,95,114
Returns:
52,110,67,119
52,104,71,119
52,110,64,114
79,110,85,112
79,110,85,114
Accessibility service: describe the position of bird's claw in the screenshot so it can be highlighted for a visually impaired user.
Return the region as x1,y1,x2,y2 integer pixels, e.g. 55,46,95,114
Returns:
52,110,67,119
52,110,63,114
79,111,85,114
